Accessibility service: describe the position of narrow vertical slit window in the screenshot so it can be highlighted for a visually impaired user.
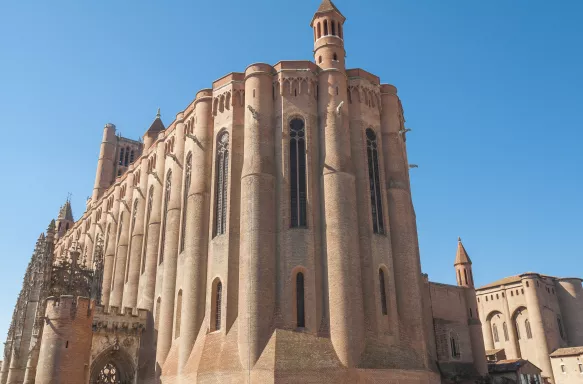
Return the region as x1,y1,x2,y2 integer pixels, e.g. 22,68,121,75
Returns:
379,269,388,315
175,290,182,339
324,20,328,35
493,324,499,342
119,148,125,166
464,269,468,285
215,281,222,331
141,186,153,274
180,153,192,252
125,199,139,283
503,322,509,341
525,319,533,339
159,170,172,264
366,129,384,234
215,132,229,236
296,272,305,328
290,119,307,227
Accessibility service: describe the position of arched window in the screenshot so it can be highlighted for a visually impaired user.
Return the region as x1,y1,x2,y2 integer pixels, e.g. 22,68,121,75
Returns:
215,132,229,236
457,270,462,285
324,20,328,35
338,23,343,38
333,53,338,61
493,323,499,342
126,199,139,283
318,56,323,64
450,333,460,359
155,297,161,330
525,319,533,339
290,119,307,227
317,22,321,39
159,170,172,264
379,269,388,315
515,319,521,340
503,322,509,341
141,186,153,275
130,150,135,164
124,148,130,166
331,20,336,35
296,272,305,328
366,129,384,234
180,153,192,252
213,281,223,331
175,290,182,339
464,269,468,285
119,148,125,165
558,317,564,339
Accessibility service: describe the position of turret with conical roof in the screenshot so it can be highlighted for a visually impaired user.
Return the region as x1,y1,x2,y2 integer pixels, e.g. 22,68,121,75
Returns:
455,237,474,288
143,108,165,149
311,0,346,70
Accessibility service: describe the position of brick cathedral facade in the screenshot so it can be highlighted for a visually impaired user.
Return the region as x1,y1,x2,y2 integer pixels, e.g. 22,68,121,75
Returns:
1,1,492,383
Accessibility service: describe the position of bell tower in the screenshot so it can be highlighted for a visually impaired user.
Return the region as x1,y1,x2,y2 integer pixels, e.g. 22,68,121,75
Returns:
311,0,346,69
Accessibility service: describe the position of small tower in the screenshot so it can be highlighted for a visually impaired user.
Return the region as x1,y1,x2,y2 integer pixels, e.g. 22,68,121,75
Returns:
311,0,346,69
143,108,165,149
55,199,74,241
454,237,474,288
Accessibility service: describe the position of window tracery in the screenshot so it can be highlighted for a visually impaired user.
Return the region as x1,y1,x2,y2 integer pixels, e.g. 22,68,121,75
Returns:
215,132,229,236
366,129,384,234
290,119,307,227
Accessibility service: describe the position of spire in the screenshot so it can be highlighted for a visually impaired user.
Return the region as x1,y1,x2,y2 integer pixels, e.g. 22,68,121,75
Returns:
57,199,74,222
311,0,345,26
454,237,472,265
146,107,165,135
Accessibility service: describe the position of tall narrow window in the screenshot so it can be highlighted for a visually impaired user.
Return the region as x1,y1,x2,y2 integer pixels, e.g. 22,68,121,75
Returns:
124,148,130,166
366,129,384,234
155,297,161,330
296,272,305,328
126,199,139,283
450,333,460,359
141,186,153,274
457,270,462,285
111,213,123,292
331,20,336,35
493,324,499,342
290,119,307,227
180,153,192,252
175,290,182,339
215,132,229,236
557,317,564,339
130,150,135,164
159,170,172,264
317,23,321,39
119,148,125,166
324,20,328,35
464,270,468,285
525,319,533,339
515,320,521,340
503,322,509,341
338,24,343,38
379,269,388,315
215,281,222,331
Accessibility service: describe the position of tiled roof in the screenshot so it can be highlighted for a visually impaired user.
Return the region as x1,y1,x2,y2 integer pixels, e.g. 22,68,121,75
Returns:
146,109,165,135
550,347,583,357
454,237,472,265
478,275,522,290
311,0,345,25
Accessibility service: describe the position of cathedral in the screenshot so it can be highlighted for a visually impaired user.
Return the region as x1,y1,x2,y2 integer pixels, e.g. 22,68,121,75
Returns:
0,1,490,383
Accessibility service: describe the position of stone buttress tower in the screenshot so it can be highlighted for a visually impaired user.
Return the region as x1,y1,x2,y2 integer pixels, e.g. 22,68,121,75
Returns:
312,0,365,369
454,238,488,376
34,296,94,384
55,199,74,241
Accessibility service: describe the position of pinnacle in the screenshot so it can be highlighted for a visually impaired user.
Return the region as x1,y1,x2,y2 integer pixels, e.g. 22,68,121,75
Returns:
57,200,74,222
454,237,472,265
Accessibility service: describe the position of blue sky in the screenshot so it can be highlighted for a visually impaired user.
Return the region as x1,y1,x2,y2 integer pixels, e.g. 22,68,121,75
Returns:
0,0,581,339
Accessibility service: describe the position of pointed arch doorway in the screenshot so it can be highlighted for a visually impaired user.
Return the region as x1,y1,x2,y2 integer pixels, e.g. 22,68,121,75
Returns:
90,345,135,384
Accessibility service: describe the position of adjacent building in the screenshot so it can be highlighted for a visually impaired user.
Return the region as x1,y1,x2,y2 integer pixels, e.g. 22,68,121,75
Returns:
477,271,583,383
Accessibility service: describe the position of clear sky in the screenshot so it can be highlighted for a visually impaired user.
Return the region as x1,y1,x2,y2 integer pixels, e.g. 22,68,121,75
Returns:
0,0,581,340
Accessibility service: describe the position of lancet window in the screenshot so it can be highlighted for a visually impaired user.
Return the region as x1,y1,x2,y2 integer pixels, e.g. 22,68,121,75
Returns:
290,119,307,227
379,269,388,315
296,272,305,328
450,333,461,359
159,170,172,264
141,186,153,275
214,281,223,331
503,322,509,341
180,153,192,252
366,129,384,234
493,324,499,342
525,319,533,339
125,199,139,283
215,132,229,236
